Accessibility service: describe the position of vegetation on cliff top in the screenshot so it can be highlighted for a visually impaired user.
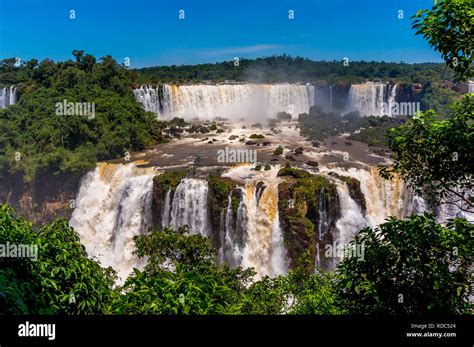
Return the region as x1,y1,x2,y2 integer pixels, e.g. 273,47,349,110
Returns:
0,51,164,182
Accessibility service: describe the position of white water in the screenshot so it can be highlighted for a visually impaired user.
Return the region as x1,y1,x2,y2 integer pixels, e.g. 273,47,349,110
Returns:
165,178,211,236
220,191,246,268
134,84,315,120
387,83,397,117
468,81,474,93
319,165,408,228
0,86,17,109
222,165,288,277
334,181,367,246
133,86,160,115
69,163,157,282
348,82,397,116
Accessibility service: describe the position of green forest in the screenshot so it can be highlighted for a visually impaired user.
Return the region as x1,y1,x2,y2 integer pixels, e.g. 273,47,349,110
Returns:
134,57,453,84
0,52,167,182
0,0,473,315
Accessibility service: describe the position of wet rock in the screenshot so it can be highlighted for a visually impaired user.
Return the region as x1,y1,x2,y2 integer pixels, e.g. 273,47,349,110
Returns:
306,161,319,167
245,140,257,145
294,147,304,155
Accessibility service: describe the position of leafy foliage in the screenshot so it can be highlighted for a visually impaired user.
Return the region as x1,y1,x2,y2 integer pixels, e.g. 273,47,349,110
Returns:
382,95,474,212
0,205,114,314
412,0,474,81
336,214,473,314
133,56,453,84
113,227,253,314
0,52,161,182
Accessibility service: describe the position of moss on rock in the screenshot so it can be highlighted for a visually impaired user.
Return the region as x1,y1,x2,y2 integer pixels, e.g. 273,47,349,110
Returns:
278,168,340,273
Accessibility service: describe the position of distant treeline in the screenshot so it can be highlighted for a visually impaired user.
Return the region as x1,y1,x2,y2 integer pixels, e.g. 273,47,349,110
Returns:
0,54,454,86
133,55,453,84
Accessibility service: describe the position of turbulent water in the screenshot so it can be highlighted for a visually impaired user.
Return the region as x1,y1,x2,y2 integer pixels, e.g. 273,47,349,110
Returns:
68,159,472,281
69,163,157,282
134,84,315,119
162,178,211,236
320,165,409,227
221,166,288,277
134,82,408,119
0,86,17,109
334,181,367,246
348,82,397,116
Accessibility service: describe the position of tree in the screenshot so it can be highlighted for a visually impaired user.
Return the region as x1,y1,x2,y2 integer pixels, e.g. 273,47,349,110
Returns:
382,96,473,213
0,205,114,314
336,214,473,314
113,227,254,314
381,0,474,213
412,0,473,81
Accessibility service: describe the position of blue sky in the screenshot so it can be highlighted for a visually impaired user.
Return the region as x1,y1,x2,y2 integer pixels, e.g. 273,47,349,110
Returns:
0,0,442,67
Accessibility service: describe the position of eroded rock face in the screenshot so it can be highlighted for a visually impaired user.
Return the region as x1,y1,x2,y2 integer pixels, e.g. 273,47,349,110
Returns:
344,177,367,215
151,171,186,229
277,169,340,273
207,173,239,249
0,172,80,226
327,171,367,215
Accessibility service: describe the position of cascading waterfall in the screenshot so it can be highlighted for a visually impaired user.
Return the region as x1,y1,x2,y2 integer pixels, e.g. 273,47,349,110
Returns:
319,165,409,228
239,181,287,277
318,190,330,241
387,83,397,117
334,181,367,245
164,178,211,236
161,189,172,227
0,86,17,109
348,82,397,117
468,81,474,93
221,165,288,277
220,190,246,268
133,86,160,115
134,84,315,119
69,162,157,282
328,85,334,112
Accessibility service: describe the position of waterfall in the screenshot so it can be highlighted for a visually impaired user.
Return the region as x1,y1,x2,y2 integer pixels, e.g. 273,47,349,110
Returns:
329,85,333,112
69,163,157,282
133,85,160,115
318,190,330,240
0,86,17,109
348,82,395,117
319,165,409,227
387,84,397,117
134,84,315,119
468,81,474,93
161,189,172,227
166,178,211,236
221,165,288,277
334,182,367,245
239,181,287,277
0,87,6,109
220,191,246,267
